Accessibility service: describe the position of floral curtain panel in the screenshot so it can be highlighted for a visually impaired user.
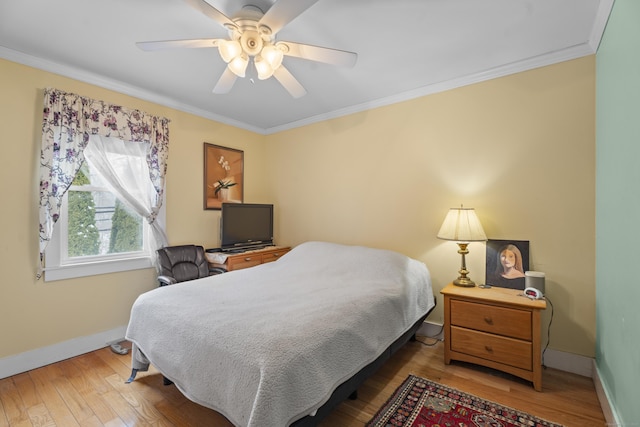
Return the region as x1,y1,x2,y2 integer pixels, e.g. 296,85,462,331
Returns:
39,88,170,268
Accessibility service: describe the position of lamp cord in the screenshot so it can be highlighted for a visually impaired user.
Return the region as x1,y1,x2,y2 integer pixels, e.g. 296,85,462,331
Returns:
415,323,445,347
542,296,553,368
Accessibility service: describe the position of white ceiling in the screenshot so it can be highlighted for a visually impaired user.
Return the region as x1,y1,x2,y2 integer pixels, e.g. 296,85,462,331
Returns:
0,0,613,134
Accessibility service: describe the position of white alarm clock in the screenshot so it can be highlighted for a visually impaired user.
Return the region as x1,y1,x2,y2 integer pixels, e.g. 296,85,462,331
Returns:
524,287,544,300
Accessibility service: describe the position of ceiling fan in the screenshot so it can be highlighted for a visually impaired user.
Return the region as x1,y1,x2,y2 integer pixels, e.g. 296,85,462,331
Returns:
136,0,358,98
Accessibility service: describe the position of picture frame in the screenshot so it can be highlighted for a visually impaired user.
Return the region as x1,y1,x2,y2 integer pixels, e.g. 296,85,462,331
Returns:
485,239,530,290
203,143,244,210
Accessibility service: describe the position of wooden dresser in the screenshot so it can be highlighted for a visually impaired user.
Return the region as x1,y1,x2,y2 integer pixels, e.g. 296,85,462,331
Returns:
441,283,547,391
207,246,291,272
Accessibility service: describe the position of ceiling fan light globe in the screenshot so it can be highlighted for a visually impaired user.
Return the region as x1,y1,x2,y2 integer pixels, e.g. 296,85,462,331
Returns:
218,39,242,63
228,55,248,77
255,56,274,80
262,44,284,70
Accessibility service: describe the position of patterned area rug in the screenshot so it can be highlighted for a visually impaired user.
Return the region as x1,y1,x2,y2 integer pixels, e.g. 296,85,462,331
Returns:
366,375,563,427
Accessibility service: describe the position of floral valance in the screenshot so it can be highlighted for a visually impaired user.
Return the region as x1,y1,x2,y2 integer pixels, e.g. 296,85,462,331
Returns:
39,87,170,261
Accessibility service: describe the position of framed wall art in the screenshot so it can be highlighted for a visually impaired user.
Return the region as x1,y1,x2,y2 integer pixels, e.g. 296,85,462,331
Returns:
485,239,530,290
203,143,244,210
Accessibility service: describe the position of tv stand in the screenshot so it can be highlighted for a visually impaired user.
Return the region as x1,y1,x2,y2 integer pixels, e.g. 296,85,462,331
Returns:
206,246,291,271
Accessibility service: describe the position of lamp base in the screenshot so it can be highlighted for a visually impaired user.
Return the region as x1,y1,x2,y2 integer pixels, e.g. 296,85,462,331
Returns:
453,277,476,287
452,242,476,287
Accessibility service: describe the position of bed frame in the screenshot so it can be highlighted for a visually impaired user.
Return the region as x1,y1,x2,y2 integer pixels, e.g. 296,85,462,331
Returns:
290,302,435,427
127,298,435,426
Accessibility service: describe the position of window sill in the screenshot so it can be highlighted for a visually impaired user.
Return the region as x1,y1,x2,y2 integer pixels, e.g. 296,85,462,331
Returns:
44,256,153,282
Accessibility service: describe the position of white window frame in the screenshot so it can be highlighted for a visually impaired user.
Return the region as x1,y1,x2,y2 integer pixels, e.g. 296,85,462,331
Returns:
44,167,165,282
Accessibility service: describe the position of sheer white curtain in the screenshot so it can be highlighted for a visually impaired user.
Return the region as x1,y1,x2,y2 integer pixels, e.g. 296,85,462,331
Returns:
83,135,168,260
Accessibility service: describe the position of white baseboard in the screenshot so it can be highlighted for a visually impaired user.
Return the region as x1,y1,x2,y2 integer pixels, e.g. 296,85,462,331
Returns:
0,322,600,382
0,320,620,427
1,322,444,380
418,321,444,340
593,361,622,427
542,347,594,377
0,326,127,380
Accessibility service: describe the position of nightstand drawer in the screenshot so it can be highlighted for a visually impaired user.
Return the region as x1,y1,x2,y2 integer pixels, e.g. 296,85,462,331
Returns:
450,300,532,340
451,326,532,370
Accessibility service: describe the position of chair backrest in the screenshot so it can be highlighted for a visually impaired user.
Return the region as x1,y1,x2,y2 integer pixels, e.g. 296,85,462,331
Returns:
157,245,209,283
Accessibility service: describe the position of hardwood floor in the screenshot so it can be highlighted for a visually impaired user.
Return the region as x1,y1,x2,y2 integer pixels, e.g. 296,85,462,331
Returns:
0,338,606,426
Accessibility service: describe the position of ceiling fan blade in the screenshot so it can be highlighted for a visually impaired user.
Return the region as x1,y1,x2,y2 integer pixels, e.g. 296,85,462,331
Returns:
279,41,357,67
182,0,237,29
136,38,220,51
259,0,320,35
213,66,238,94
273,65,307,98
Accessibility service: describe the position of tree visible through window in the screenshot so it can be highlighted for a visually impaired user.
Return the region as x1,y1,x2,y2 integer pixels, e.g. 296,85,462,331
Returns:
68,167,100,257
110,200,143,253
66,162,143,260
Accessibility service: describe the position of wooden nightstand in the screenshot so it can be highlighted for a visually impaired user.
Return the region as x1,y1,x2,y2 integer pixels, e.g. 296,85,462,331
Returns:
441,283,547,391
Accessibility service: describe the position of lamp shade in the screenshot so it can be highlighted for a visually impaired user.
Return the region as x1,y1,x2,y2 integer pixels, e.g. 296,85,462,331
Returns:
437,207,487,242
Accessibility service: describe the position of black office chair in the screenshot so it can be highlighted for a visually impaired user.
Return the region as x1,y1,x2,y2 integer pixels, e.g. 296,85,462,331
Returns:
156,245,223,286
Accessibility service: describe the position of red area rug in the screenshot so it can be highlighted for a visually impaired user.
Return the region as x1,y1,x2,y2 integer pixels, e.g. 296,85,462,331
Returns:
366,375,563,427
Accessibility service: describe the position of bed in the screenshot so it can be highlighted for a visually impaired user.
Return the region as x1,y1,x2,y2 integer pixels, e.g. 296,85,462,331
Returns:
125,241,435,427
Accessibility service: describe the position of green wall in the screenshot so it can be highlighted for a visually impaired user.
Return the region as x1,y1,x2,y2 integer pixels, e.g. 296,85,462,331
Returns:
596,0,640,425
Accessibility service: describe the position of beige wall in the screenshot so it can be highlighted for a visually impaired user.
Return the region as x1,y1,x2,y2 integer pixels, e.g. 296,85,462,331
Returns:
265,56,595,357
0,58,263,358
0,54,595,361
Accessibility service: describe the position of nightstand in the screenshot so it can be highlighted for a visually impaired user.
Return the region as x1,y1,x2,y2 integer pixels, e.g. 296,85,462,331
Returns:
441,283,547,391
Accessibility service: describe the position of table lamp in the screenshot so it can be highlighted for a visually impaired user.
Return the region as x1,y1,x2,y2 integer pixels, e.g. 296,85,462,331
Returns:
437,206,487,287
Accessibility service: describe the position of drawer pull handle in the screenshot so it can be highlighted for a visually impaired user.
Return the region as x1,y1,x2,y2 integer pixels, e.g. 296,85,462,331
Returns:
244,257,252,261
484,317,493,325
485,345,493,353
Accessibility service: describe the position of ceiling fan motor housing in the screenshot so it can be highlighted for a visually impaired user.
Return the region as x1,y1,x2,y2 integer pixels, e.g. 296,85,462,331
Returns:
230,5,274,54
239,30,264,56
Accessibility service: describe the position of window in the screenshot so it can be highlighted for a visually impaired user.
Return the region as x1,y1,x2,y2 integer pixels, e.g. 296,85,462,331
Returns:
44,138,164,282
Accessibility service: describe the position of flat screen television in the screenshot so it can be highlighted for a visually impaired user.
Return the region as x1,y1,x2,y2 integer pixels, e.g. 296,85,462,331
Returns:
220,203,274,252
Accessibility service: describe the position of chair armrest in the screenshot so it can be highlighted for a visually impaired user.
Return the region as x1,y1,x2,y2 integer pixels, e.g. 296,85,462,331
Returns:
158,275,177,286
209,267,227,275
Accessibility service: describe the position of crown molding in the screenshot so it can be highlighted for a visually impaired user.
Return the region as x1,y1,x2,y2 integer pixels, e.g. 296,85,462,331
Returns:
264,41,597,134
0,46,266,134
589,0,615,52
1,7,607,137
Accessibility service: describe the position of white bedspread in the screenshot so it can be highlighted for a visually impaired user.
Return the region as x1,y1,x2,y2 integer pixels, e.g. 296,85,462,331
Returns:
125,241,434,427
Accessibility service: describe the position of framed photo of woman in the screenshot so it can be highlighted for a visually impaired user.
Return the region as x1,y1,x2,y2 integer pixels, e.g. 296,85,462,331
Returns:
485,239,530,290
